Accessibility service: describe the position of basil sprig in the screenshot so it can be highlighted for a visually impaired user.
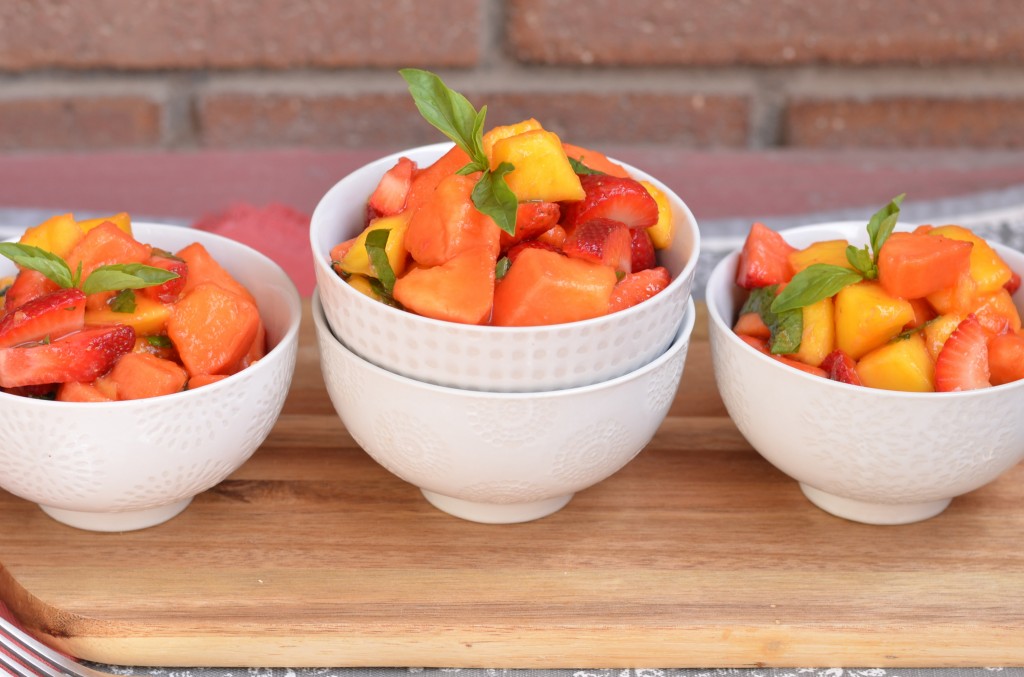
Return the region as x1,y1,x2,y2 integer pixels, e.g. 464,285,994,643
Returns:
770,193,905,315
741,285,803,354
399,68,518,235
0,242,178,295
364,229,397,297
567,156,605,176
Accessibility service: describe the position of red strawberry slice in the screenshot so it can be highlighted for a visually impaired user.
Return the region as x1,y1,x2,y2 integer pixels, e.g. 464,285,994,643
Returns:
820,349,863,386
500,201,561,249
0,288,86,349
1005,271,1021,296
0,324,135,388
506,240,562,265
563,218,633,273
608,266,671,313
630,227,657,272
560,175,659,230
935,314,992,392
140,250,188,303
735,222,796,289
368,156,416,218
3,270,60,315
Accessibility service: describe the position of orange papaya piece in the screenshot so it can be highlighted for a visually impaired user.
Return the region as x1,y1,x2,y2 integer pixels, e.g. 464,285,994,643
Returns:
561,142,630,178
733,311,771,339
187,373,230,389
231,319,267,373
404,173,501,267
404,146,472,215
106,352,188,400
877,231,973,299
392,246,497,325
491,247,617,326
167,282,261,376
65,221,151,280
57,381,115,402
989,331,1024,386
176,242,256,305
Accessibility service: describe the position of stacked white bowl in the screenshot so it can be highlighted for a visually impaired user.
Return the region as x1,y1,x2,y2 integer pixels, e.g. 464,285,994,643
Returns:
310,144,701,523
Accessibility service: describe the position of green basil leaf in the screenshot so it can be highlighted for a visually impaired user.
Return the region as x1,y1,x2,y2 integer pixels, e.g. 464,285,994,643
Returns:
81,263,179,295
845,244,875,277
0,243,74,288
366,277,403,308
110,289,137,313
146,335,173,348
472,162,518,235
866,193,906,258
892,317,938,342
771,264,864,314
364,229,397,295
740,285,804,354
400,68,483,161
495,256,511,280
568,156,605,176
456,159,489,176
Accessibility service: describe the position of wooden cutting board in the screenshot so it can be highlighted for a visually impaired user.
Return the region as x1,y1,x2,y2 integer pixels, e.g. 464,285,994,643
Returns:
1,302,1023,668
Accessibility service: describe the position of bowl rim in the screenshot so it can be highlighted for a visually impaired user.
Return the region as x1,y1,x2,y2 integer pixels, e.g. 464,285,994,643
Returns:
0,221,303,408
705,220,1024,399
313,286,696,399
309,142,701,334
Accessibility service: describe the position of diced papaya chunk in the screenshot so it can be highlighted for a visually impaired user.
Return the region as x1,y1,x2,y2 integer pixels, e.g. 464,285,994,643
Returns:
735,222,795,289
392,247,497,325
57,381,115,403
167,283,261,376
188,373,230,389
989,331,1024,386
106,352,188,400
404,173,500,267
176,242,256,305
877,231,973,299
492,247,617,326
733,311,771,339
65,221,151,280
404,146,473,215
971,288,1022,336
928,225,1012,293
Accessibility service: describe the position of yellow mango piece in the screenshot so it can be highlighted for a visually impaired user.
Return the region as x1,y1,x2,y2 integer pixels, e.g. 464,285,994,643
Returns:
790,296,835,368
834,281,916,360
346,274,382,301
77,211,132,235
335,212,411,280
639,180,674,249
857,333,935,392
85,293,171,335
929,225,1011,293
490,129,586,203
789,239,852,274
482,118,543,161
972,288,1022,335
923,313,963,361
18,213,84,258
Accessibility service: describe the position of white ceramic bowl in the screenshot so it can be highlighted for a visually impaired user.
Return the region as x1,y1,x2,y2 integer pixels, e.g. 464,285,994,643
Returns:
707,221,1024,525
310,142,700,392
0,222,301,532
313,288,695,524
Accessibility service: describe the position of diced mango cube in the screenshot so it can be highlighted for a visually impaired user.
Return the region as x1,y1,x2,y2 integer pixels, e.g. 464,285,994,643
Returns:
490,129,586,203
85,293,172,335
790,296,835,368
789,239,852,274
77,212,132,235
857,333,935,392
18,213,84,258
929,224,1011,293
334,212,411,280
482,118,543,160
923,313,963,361
834,281,916,360
639,180,674,249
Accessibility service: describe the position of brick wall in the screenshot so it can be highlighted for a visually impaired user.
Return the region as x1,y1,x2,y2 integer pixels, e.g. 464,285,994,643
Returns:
1,0,1022,152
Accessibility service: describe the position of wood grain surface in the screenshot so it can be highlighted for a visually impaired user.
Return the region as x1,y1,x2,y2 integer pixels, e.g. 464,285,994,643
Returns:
1,302,1022,668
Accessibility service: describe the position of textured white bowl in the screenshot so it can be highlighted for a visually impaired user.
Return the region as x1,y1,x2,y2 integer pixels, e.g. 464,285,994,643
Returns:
313,288,695,524
0,223,301,532
310,142,700,392
707,221,1024,525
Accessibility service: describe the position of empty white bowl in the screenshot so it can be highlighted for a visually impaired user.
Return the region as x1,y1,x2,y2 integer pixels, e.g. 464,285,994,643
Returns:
706,221,1024,525
313,288,695,524
0,223,301,532
310,142,700,392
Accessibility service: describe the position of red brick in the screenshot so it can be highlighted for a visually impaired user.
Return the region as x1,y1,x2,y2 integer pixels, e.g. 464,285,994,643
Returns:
198,89,750,149
507,0,1024,66
784,98,1024,148
0,96,162,150
0,0,480,71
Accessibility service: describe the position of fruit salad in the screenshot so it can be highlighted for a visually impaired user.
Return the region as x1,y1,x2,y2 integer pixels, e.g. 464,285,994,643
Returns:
732,195,1023,392
0,213,266,401
329,69,676,326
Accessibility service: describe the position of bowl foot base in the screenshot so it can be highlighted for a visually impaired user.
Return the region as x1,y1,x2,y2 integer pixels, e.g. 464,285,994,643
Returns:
799,483,951,525
420,490,573,524
39,498,193,532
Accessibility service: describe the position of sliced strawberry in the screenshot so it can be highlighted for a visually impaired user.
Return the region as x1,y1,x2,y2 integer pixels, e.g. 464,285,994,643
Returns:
934,314,992,392
500,201,561,249
563,218,633,273
0,288,86,349
0,324,135,388
368,156,416,218
560,175,659,230
608,266,670,313
140,250,188,303
506,239,562,265
735,222,796,289
1005,271,1021,296
820,349,863,386
630,227,657,272
3,270,60,315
